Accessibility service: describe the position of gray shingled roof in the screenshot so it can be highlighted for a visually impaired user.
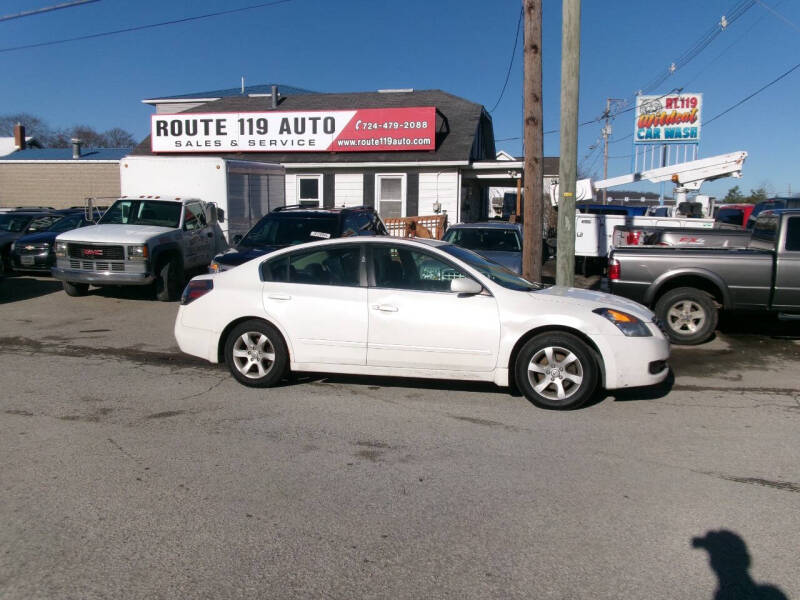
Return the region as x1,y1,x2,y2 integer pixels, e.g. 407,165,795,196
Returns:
133,89,489,163
143,83,316,101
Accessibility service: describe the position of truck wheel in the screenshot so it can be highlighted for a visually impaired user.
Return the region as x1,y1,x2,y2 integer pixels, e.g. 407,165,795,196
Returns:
224,320,288,387
655,287,718,345
155,257,183,302
514,332,598,410
63,281,89,297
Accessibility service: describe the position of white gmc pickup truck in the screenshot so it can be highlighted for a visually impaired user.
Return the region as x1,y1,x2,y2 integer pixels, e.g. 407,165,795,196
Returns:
53,196,224,301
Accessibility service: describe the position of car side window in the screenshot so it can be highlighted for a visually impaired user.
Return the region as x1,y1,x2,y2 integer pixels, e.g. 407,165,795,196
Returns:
785,217,800,251
261,246,361,286
183,203,207,231
372,245,465,293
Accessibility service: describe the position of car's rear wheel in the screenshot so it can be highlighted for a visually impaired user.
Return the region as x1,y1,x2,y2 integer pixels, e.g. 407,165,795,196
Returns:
63,281,89,297
224,320,288,387
655,287,717,345
514,332,598,410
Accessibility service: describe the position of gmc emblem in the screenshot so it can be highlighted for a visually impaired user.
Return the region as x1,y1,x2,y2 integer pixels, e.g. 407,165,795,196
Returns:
82,249,103,257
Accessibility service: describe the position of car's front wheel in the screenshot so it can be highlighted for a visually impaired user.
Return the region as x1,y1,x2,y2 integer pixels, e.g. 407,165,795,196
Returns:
63,281,89,297
514,332,598,410
224,320,288,387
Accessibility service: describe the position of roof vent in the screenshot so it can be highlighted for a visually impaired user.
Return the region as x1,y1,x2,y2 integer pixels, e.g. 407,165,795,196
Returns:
377,88,414,93
71,138,82,160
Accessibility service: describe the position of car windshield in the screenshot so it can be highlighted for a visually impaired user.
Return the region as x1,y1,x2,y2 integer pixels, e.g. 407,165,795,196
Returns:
439,243,545,292
47,214,84,233
98,199,181,228
240,216,339,248
0,214,33,232
443,227,521,253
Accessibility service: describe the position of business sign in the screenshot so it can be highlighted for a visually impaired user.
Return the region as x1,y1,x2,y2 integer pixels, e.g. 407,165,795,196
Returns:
634,93,702,144
151,107,436,153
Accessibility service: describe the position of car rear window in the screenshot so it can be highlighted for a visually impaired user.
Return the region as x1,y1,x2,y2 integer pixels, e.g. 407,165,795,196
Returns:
751,215,779,245
715,208,744,227
240,215,339,247
786,217,800,251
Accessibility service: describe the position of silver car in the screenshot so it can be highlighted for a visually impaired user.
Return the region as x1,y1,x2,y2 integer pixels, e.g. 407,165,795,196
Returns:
442,222,536,274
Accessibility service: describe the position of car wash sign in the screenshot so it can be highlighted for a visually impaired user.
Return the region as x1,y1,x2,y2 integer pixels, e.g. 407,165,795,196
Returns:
634,93,702,144
151,107,436,153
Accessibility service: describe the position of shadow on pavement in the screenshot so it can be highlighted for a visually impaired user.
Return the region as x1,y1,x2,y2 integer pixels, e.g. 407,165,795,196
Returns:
718,311,800,340
0,275,63,304
692,529,788,600
595,370,675,405
281,372,508,397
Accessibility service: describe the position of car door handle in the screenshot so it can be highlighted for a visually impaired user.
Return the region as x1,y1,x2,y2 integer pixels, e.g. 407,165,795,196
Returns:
372,304,398,312
268,294,292,301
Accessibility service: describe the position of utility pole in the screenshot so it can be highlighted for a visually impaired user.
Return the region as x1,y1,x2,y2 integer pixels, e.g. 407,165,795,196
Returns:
601,98,625,204
522,0,544,282
556,0,580,287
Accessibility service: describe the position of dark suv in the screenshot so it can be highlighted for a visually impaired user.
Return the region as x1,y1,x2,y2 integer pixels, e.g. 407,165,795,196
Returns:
0,209,64,276
209,205,388,272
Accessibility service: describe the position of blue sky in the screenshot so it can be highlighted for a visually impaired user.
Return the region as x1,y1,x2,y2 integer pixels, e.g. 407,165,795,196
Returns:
2,0,799,199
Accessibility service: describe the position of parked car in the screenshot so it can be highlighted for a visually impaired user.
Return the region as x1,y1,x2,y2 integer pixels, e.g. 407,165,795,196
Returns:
745,197,800,229
576,203,649,217
10,209,100,273
209,205,387,273
52,196,224,301
175,237,670,410
608,209,800,345
0,210,63,276
442,221,549,274
714,203,754,228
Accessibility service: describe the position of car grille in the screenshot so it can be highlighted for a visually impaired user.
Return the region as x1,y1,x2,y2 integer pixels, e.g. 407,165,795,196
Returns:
17,245,50,254
69,259,125,272
68,243,124,260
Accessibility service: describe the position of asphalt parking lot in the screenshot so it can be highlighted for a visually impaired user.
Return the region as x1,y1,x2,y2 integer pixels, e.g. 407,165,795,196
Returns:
1,275,799,600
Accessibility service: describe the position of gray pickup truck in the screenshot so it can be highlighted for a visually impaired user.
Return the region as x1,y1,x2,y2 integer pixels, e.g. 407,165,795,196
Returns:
609,209,800,344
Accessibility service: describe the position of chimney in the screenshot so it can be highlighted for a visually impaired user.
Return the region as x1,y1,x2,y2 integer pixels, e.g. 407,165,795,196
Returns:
14,123,26,151
271,84,279,109
71,138,82,159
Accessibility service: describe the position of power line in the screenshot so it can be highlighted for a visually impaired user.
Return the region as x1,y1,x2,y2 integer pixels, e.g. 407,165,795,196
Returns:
0,0,100,23
489,7,523,113
0,0,292,54
705,58,800,126
753,0,800,34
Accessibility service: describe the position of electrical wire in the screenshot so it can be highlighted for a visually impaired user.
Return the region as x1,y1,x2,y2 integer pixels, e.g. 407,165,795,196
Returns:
490,7,523,113
0,0,293,54
705,58,800,126
753,0,800,34
0,0,99,23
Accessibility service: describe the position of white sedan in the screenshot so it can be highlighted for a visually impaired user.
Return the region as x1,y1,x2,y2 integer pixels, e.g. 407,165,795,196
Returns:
175,237,669,410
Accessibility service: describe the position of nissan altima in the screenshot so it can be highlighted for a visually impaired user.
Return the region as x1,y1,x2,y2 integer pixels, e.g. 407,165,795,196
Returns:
174,237,669,410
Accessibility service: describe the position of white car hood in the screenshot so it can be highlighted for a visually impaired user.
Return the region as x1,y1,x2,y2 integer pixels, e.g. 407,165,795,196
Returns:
535,285,655,321
56,224,177,245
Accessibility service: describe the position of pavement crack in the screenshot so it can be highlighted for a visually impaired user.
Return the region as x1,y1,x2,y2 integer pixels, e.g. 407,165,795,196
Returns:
107,437,139,463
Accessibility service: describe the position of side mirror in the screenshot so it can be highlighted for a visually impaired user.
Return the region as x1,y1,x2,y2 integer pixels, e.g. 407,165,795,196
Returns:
232,234,243,246
217,208,225,223
451,277,482,295
207,203,218,225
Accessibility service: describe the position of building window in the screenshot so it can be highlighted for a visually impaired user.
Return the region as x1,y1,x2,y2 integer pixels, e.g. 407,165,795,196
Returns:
297,175,322,207
376,174,405,219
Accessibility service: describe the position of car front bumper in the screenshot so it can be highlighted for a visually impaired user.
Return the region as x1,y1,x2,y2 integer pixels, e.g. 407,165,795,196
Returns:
51,267,154,286
592,329,670,390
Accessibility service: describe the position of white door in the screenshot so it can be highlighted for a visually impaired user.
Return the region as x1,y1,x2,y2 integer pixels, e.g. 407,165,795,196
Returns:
367,244,500,372
261,244,367,365
183,201,213,269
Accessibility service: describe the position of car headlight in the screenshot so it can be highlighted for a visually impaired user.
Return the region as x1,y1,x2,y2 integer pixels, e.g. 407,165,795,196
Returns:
127,245,148,260
55,241,68,257
593,308,652,337
9,241,15,252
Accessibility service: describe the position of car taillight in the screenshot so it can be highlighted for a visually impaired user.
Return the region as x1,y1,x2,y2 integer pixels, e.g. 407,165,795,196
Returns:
608,258,620,280
181,279,214,305
626,231,642,245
